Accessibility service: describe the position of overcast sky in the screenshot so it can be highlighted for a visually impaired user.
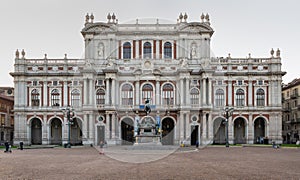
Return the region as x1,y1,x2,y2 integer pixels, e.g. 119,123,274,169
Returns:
1,0,299,86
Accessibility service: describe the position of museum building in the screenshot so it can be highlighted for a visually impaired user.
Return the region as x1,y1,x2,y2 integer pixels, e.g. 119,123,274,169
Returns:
10,13,285,146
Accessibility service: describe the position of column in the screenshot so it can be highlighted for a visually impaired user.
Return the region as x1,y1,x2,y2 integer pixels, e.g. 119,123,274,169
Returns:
82,114,88,142
186,112,190,143
248,81,253,106
111,113,116,139
89,79,93,105
105,79,109,105
89,114,94,143
180,79,184,106
248,113,253,144
63,81,68,106
208,78,212,105
185,78,190,105
83,79,88,105
202,113,207,142
228,80,232,106
179,112,184,141
112,78,115,106
208,113,213,140
43,81,48,107
42,114,48,144
135,81,140,106
105,113,110,140
202,79,207,105
156,80,160,107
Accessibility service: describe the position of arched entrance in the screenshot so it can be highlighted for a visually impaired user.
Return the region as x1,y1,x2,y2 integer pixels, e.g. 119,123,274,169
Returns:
254,118,266,144
121,118,134,145
70,118,82,145
234,118,246,144
50,118,62,145
31,118,42,145
162,118,175,145
213,117,225,144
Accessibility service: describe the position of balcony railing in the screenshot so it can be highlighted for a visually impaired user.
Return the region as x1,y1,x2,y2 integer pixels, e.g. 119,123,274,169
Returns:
290,93,299,99
291,118,300,124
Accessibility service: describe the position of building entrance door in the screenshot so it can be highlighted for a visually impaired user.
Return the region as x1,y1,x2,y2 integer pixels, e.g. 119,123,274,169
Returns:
191,125,199,146
162,118,174,145
121,118,134,145
31,118,42,145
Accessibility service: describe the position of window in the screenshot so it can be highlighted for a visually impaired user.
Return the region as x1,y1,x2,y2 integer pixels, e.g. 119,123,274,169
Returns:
71,89,80,107
31,89,40,106
215,89,224,107
51,89,60,106
258,80,263,85
96,88,105,105
217,81,222,85
142,84,154,104
190,88,200,106
32,81,38,86
163,42,172,59
256,88,265,106
123,42,131,59
236,88,245,107
52,81,59,86
73,81,79,86
237,80,243,85
143,42,152,59
162,84,174,105
121,84,133,105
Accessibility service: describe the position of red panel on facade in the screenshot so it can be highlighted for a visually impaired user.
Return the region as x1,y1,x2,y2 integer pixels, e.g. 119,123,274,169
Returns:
159,40,162,59
174,40,177,59
139,40,142,58
153,40,156,59
118,41,121,59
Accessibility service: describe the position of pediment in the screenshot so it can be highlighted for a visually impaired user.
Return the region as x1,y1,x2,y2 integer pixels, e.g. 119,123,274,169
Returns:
178,22,214,35
81,23,117,34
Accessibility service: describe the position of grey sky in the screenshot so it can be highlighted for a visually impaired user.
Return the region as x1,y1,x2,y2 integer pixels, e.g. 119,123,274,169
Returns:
1,0,299,86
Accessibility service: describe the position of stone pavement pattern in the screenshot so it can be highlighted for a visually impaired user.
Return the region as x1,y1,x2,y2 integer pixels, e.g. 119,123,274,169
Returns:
0,146,299,179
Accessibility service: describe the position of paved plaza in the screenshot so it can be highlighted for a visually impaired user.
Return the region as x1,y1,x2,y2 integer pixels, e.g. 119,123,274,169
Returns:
0,146,299,179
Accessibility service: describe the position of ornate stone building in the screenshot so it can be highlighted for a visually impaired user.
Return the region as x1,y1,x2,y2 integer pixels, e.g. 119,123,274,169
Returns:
0,87,14,144
10,13,285,146
282,79,300,144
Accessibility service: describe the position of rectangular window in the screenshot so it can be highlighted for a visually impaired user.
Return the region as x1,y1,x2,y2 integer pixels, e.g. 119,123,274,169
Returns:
53,81,58,86
237,80,242,85
258,80,263,85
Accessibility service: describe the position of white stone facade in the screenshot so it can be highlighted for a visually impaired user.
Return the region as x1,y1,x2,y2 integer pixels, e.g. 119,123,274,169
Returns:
10,13,285,146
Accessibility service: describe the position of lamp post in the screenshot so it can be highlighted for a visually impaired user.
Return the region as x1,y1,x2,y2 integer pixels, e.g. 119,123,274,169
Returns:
223,107,234,148
61,106,75,148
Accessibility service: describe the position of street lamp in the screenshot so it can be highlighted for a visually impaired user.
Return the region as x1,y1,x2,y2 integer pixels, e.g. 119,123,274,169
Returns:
61,106,75,148
223,107,234,148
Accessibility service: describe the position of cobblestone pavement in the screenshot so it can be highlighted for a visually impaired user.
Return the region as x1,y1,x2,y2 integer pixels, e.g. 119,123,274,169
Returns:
0,146,299,179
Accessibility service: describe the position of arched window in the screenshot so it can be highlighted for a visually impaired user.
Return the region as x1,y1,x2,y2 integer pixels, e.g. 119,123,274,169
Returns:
142,84,154,104
121,84,134,105
31,89,40,107
162,84,174,105
215,89,224,107
71,89,80,107
51,89,60,106
164,42,172,59
96,88,105,105
236,88,245,107
143,42,152,59
123,42,131,59
256,88,265,106
190,88,200,106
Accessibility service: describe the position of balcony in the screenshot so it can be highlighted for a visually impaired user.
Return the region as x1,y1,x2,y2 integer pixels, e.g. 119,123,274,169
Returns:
290,93,299,99
282,107,291,112
291,118,300,124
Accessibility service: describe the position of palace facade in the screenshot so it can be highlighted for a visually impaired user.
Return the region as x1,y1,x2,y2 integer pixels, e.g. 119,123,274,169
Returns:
10,13,285,146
